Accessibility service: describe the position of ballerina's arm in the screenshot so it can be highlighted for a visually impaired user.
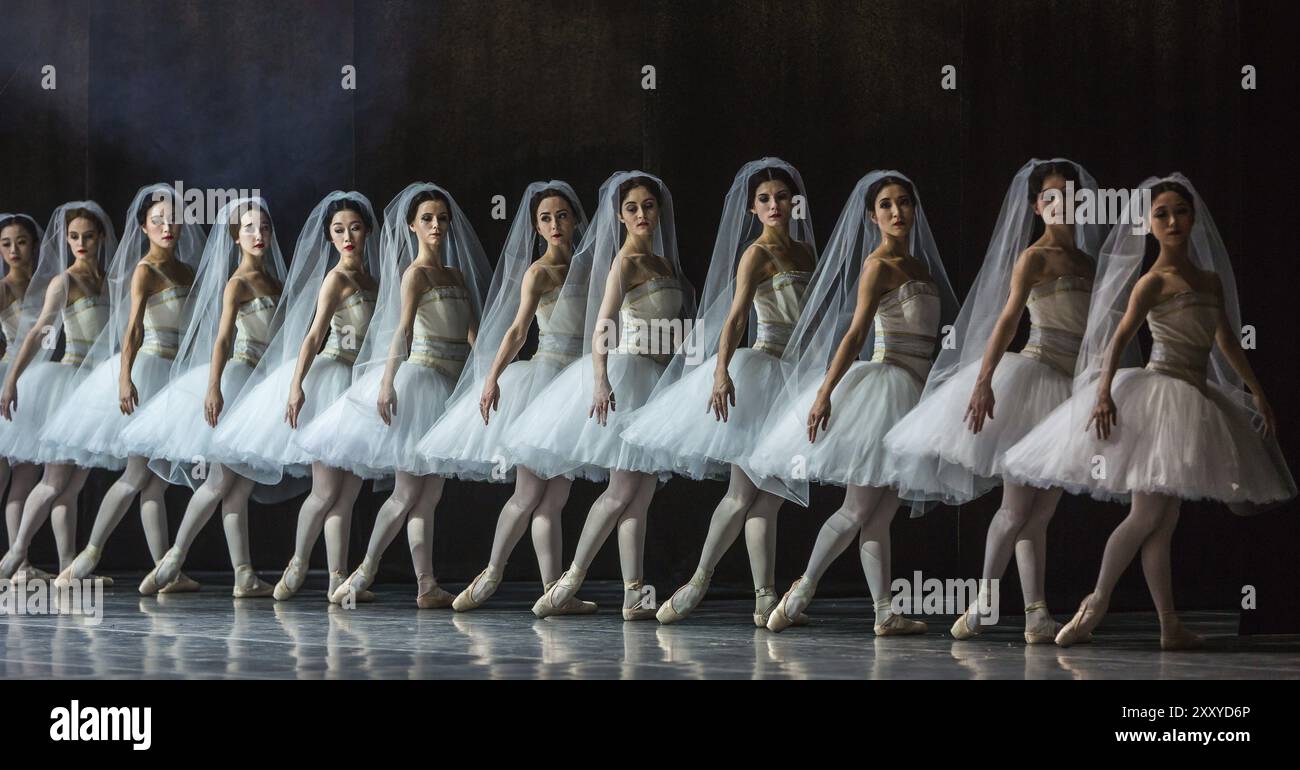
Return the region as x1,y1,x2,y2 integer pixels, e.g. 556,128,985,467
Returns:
0,273,71,419
479,266,547,424
806,257,887,443
965,249,1040,433
285,271,349,429
709,244,766,422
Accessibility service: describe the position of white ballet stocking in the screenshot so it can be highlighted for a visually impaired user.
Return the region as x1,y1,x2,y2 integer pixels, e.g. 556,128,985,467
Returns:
4,463,39,553
551,470,655,606
405,476,445,579
219,475,257,569
321,471,363,574
742,492,782,591
857,487,899,607
486,469,545,576
529,476,570,585
83,456,156,559
139,473,170,562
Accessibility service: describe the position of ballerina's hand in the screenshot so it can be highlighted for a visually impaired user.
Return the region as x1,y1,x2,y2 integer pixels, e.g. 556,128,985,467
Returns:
0,383,16,420
377,383,398,426
119,377,139,416
589,378,615,427
1087,392,1117,441
964,380,995,434
285,386,305,429
806,392,831,443
204,386,224,428
1254,394,1277,438
710,372,735,422
479,380,500,425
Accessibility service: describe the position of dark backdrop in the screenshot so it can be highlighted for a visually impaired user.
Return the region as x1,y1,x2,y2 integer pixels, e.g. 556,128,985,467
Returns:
2,0,1296,622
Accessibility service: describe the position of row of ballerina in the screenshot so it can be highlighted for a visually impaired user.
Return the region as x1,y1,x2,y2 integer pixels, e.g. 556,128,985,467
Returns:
0,158,1292,652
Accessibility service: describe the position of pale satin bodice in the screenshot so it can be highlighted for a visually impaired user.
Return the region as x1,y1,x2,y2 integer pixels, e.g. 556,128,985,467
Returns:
1145,290,1220,390
869,280,941,384
140,284,190,360
1020,274,1092,375
232,295,278,368
752,270,812,357
535,285,585,364
616,276,684,364
320,290,376,365
0,301,20,363
409,284,472,378
61,295,108,366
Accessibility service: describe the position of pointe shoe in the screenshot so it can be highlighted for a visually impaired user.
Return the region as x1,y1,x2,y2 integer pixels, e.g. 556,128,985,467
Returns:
1055,593,1106,648
330,562,377,604
87,574,115,587
655,569,711,625
159,572,201,594
622,579,657,621
1023,600,1063,644
874,612,928,636
452,568,501,612
232,565,275,598
139,547,185,596
531,567,586,619
0,550,28,579
56,545,101,586
764,579,814,633
273,558,308,601
327,570,375,604
12,562,56,583
552,594,598,615
415,575,455,609
950,607,983,641
1159,614,1204,651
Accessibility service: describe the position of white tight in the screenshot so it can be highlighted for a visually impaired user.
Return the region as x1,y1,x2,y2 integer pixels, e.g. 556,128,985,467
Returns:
976,481,1062,609
485,466,571,584
692,465,783,589
1091,491,1181,615
2,461,41,553
358,471,445,578
287,462,363,574
17,464,91,569
168,463,258,569
86,455,170,561
568,469,657,582
801,484,900,604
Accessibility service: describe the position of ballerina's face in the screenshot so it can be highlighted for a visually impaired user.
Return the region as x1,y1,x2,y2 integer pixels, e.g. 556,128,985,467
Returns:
409,199,451,251
238,208,272,258
620,186,659,237
330,210,368,258
535,195,576,250
143,200,179,250
751,180,793,229
1033,172,1068,224
67,217,100,262
870,183,914,240
0,224,35,271
1150,190,1194,248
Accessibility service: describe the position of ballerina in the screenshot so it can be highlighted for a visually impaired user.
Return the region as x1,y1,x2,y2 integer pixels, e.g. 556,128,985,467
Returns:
0,204,117,581
419,181,599,614
210,192,383,602
1001,174,1295,650
0,213,44,578
512,171,696,620
295,183,489,608
123,198,287,598
46,184,208,588
883,158,1119,643
620,158,819,626
746,171,959,636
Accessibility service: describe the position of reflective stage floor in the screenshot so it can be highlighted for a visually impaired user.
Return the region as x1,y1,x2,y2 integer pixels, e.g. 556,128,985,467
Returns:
3,576,1299,679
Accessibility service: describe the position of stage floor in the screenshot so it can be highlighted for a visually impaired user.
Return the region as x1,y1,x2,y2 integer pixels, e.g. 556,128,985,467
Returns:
3,577,1298,679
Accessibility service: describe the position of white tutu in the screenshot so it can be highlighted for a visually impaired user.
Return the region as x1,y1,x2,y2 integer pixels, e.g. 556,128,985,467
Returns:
511,353,666,482
747,360,925,489
119,360,257,482
1,361,122,467
419,354,570,482
295,363,457,479
884,353,1072,501
209,355,351,484
621,349,781,480
1002,367,1297,507
39,351,172,467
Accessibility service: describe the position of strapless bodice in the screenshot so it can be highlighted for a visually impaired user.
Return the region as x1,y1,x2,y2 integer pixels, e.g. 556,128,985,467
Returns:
320,290,376,365
140,284,190,360
1020,274,1092,375
870,280,941,383
409,284,472,378
232,295,278,367
1145,290,1220,390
